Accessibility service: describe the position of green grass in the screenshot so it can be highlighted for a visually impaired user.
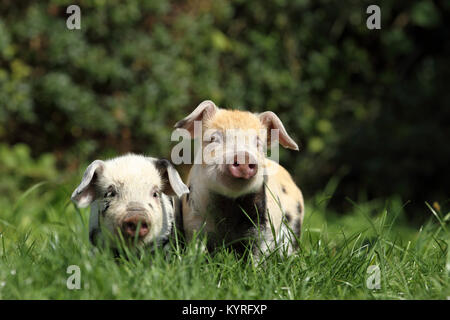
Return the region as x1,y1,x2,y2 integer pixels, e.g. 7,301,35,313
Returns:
0,178,448,299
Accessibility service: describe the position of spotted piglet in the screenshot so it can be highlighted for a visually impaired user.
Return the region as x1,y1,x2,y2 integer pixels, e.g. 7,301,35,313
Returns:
175,100,304,256
71,154,189,250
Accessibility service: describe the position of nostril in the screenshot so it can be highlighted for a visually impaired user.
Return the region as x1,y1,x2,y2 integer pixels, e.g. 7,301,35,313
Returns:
126,222,136,231
248,164,256,169
233,161,239,167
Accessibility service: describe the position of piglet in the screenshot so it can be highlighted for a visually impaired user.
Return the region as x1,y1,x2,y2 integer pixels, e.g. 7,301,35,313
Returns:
71,154,189,250
175,100,304,256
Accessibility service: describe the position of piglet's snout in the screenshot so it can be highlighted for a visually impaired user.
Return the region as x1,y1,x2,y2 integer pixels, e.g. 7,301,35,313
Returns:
227,153,258,180
121,204,150,238
122,215,150,238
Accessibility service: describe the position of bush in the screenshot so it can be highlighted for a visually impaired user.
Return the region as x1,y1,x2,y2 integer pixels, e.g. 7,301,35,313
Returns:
0,0,449,217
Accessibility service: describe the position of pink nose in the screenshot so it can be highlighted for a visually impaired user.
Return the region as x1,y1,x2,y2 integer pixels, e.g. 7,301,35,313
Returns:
227,155,258,179
121,215,150,238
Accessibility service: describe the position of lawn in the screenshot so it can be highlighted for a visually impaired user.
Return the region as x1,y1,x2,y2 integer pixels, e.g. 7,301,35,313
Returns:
0,177,448,299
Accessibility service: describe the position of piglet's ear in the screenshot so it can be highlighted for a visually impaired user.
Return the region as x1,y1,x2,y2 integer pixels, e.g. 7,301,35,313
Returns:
155,159,189,198
71,160,105,208
174,100,218,137
259,111,299,151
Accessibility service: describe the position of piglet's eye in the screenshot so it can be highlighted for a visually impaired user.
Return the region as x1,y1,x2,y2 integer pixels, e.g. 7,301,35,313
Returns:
210,132,221,143
152,191,159,198
104,186,117,198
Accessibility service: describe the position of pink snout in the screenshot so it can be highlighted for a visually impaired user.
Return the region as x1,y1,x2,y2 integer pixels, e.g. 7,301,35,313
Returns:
227,154,258,179
121,214,150,238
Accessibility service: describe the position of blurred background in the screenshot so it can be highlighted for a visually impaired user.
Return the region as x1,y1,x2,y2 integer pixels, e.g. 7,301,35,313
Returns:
0,0,449,223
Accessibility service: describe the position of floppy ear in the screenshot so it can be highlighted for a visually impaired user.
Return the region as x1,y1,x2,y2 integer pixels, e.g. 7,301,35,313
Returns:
71,160,105,208
259,111,299,151
174,100,218,137
155,159,189,198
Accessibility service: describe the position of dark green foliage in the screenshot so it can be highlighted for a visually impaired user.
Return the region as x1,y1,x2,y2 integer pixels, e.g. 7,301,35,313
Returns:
0,0,449,215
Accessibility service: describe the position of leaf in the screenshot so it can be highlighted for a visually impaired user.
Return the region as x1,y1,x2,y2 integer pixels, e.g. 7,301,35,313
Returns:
410,1,441,28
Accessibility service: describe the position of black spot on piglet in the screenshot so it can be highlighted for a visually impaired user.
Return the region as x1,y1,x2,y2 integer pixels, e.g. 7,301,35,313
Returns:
294,218,302,237
297,201,302,214
285,212,292,222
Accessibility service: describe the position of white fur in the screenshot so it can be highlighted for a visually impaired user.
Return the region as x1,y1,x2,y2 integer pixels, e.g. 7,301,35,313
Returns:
72,154,185,249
